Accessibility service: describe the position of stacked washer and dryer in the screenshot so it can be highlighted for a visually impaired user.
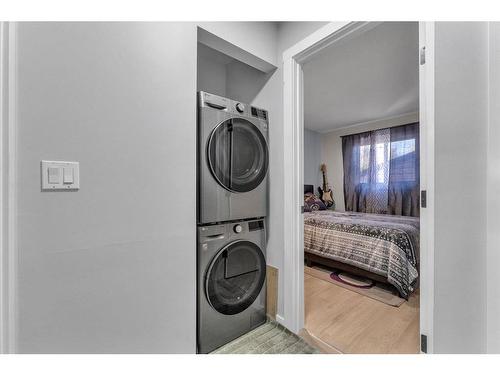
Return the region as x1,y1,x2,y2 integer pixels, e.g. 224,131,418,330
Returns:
197,91,270,353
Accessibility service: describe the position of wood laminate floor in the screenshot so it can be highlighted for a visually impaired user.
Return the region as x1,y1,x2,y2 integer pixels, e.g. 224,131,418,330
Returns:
304,272,420,354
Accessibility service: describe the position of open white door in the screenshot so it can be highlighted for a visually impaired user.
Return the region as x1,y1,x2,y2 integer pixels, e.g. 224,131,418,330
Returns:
418,21,435,354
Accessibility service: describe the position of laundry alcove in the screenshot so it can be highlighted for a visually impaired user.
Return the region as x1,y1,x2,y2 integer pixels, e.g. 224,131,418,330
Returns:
197,28,276,103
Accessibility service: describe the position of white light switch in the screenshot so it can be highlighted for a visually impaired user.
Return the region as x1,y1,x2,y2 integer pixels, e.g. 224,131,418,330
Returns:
41,160,79,191
48,167,61,184
63,167,74,184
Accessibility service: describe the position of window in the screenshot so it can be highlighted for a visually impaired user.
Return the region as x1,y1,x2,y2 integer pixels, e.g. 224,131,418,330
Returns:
342,122,420,216
359,133,417,184
359,127,390,185
390,138,417,182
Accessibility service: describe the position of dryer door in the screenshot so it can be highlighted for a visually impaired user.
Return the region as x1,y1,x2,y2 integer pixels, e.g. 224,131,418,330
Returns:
207,118,268,193
205,240,266,315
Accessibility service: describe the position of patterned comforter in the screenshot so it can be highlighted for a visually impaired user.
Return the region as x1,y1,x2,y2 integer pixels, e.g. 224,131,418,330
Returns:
304,211,419,299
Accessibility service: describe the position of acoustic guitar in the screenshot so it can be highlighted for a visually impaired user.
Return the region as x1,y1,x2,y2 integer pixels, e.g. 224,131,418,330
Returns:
318,163,335,208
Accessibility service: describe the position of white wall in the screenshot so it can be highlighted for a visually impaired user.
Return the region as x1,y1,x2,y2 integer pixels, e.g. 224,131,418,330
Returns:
487,22,500,354
303,129,322,189
320,112,419,211
433,22,488,353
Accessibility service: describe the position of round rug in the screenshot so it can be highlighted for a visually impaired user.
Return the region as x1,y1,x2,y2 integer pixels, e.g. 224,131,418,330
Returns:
330,270,375,288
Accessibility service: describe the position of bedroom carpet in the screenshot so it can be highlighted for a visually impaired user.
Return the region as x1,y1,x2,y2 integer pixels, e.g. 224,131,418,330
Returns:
211,319,320,354
304,265,405,307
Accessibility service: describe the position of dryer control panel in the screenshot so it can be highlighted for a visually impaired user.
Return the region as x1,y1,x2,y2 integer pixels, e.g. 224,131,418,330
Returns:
199,91,269,125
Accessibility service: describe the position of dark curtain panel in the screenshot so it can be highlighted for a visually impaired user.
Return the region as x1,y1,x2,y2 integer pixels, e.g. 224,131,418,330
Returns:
388,123,420,216
342,132,363,213
342,122,420,217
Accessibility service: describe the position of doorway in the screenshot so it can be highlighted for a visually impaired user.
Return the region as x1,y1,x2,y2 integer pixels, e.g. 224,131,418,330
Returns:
281,21,435,353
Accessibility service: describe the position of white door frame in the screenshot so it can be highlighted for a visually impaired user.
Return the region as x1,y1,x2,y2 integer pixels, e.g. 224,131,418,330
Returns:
0,21,17,354
282,21,435,353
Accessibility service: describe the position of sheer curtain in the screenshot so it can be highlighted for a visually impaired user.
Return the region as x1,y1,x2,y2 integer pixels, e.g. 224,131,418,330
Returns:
342,123,420,217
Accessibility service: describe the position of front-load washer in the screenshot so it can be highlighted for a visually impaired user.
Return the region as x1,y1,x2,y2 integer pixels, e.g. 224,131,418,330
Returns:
198,91,269,224
197,218,267,354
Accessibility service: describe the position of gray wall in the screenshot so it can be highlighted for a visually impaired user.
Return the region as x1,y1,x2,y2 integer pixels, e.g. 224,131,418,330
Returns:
225,61,274,104
433,22,488,353
15,22,198,353
197,45,227,96
303,129,322,189
488,22,500,353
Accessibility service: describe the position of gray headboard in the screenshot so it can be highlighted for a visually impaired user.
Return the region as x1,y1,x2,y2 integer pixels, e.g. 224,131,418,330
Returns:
304,184,314,194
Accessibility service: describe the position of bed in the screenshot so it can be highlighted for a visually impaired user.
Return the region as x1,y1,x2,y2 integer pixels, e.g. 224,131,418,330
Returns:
303,185,419,299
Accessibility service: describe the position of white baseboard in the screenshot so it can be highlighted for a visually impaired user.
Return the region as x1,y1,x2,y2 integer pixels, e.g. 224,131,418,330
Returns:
275,314,285,326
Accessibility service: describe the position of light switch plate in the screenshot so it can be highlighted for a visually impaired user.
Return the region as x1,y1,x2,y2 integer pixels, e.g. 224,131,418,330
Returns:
41,160,80,191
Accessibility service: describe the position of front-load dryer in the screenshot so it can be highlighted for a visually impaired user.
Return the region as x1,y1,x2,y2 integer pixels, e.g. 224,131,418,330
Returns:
198,91,269,224
197,218,267,353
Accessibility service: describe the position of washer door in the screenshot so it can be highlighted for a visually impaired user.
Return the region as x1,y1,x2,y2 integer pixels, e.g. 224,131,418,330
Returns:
205,240,266,315
207,118,268,193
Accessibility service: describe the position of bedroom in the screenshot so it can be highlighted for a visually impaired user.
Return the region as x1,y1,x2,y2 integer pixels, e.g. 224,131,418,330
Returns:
301,22,420,353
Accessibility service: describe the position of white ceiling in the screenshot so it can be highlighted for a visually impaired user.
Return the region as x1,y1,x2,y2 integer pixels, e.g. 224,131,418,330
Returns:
303,22,419,133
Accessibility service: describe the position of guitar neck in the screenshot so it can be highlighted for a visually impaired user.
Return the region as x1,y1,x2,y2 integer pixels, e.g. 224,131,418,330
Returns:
322,171,329,190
